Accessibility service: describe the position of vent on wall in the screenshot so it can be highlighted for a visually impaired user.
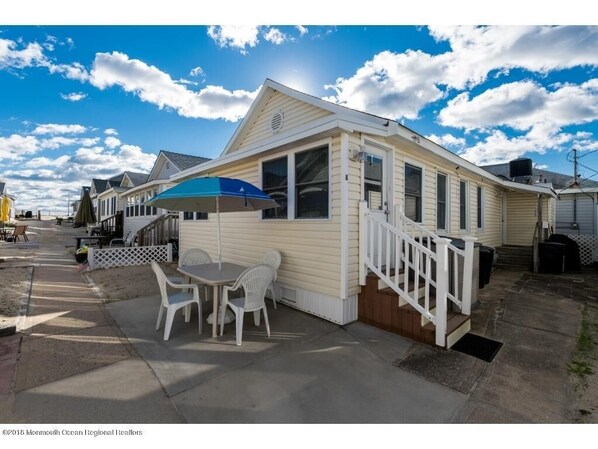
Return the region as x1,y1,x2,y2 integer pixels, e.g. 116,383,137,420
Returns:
270,111,284,133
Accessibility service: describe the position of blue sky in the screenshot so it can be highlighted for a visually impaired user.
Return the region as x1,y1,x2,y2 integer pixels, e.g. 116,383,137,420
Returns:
1,23,597,213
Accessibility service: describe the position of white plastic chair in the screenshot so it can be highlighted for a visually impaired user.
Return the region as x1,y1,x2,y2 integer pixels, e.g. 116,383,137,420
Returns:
176,248,213,302
219,264,276,346
261,249,281,309
110,231,137,247
152,261,202,341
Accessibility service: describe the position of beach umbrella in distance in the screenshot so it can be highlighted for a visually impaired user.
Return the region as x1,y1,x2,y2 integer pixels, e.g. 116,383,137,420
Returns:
145,177,279,270
74,190,96,226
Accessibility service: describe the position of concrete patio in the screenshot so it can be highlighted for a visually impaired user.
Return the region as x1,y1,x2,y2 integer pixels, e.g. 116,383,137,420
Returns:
106,296,467,423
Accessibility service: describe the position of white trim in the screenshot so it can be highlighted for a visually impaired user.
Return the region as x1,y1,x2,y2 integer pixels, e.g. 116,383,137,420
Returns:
257,138,332,222
340,132,349,300
121,179,168,197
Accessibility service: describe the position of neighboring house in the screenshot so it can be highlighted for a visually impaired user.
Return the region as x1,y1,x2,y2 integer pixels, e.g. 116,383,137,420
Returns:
0,180,15,222
171,79,556,341
121,150,210,239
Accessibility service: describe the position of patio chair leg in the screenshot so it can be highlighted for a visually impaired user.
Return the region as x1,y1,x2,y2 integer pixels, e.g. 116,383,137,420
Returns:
156,305,164,330
253,310,260,327
271,282,277,309
164,308,176,341
263,306,270,338
235,309,244,346
197,302,202,335
184,304,191,322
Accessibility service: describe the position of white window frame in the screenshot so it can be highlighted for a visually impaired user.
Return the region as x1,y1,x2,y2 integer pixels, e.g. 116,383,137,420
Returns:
477,185,485,230
459,179,470,231
403,157,425,224
258,138,332,222
436,171,450,233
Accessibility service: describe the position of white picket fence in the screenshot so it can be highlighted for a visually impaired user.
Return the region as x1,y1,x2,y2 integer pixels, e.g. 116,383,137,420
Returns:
88,243,173,270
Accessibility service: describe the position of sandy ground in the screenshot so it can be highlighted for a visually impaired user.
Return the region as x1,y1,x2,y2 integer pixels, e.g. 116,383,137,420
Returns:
86,263,180,301
0,267,30,328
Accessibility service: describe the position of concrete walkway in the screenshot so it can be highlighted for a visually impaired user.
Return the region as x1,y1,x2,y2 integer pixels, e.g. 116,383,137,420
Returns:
1,220,182,423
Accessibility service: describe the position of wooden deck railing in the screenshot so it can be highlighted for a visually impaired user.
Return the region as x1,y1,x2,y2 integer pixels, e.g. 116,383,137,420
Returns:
137,213,179,247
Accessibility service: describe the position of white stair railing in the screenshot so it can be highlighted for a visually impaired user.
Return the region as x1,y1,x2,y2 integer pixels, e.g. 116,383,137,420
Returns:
358,201,477,347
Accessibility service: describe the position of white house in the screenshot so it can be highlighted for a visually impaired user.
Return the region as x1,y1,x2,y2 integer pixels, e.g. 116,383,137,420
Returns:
169,79,556,347
121,150,210,241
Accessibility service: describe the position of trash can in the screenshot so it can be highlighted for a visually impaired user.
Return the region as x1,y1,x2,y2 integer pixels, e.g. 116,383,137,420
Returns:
479,246,495,289
539,242,566,274
547,234,581,271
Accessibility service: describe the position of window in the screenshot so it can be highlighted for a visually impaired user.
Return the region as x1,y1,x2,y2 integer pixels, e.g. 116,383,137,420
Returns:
437,173,448,230
405,163,423,222
183,212,208,220
262,156,288,219
140,192,145,216
134,194,139,217
295,147,329,219
111,197,116,216
459,180,468,230
364,154,383,210
260,144,330,220
477,186,484,229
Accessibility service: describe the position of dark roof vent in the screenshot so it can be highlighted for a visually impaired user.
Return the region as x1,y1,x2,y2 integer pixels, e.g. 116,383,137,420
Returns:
509,158,533,178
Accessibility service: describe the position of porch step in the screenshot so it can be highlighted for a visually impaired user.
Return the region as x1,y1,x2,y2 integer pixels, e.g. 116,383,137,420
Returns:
495,245,533,270
358,271,470,349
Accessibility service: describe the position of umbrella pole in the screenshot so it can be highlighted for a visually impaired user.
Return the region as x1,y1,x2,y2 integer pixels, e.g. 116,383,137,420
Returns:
217,197,222,271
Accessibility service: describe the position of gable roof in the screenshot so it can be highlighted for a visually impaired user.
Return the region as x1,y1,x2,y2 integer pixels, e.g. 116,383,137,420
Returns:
173,79,557,199
91,178,109,195
122,171,149,187
162,151,210,171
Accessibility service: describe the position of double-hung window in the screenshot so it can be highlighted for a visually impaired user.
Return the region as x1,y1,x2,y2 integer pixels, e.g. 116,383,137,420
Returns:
477,186,484,229
459,180,468,230
183,212,208,220
436,172,448,231
262,145,329,220
262,156,288,219
295,147,329,219
405,163,423,222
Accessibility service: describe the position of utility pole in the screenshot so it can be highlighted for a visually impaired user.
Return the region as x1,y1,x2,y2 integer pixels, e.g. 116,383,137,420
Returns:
572,148,578,186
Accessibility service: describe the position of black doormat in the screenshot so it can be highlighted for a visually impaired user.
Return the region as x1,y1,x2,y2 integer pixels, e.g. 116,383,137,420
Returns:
451,333,503,362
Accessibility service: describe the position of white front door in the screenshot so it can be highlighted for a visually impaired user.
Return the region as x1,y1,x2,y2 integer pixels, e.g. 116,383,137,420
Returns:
363,146,391,265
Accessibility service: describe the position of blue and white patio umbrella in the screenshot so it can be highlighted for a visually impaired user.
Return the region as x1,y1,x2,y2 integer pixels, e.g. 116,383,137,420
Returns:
145,177,279,270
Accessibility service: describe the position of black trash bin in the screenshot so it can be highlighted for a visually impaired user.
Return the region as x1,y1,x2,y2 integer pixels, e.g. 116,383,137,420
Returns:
479,246,494,288
539,242,566,274
547,234,581,271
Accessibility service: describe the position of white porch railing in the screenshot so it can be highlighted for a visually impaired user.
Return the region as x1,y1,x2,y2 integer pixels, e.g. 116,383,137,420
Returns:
358,201,476,347
88,243,173,270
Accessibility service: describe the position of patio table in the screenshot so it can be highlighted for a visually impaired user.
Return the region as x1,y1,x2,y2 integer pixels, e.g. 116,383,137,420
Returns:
177,262,247,338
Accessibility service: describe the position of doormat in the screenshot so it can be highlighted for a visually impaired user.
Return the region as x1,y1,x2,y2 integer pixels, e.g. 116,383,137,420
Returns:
451,333,503,362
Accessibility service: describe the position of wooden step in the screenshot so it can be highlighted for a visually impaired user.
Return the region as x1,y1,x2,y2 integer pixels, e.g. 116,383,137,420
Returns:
423,311,471,349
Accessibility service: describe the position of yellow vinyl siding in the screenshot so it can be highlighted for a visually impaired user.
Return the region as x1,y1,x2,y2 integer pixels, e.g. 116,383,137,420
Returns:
180,141,343,299
505,191,537,246
230,91,333,153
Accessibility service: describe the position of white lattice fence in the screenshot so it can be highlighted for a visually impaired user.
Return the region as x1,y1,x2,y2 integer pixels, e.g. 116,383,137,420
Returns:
88,244,172,270
567,235,598,266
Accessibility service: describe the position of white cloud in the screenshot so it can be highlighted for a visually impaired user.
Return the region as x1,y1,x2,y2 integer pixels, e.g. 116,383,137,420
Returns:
32,123,87,135
189,66,204,77
439,79,598,131
89,51,259,121
0,134,39,161
104,128,118,136
325,26,598,120
263,28,287,45
458,127,589,165
426,133,466,149
535,164,549,169
60,92,87,102
24,155,70,168
296,25,308,36
0,38,45,69
104,136,121,149
207,26,260,54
